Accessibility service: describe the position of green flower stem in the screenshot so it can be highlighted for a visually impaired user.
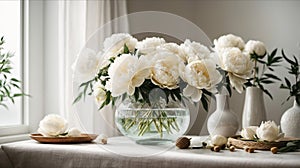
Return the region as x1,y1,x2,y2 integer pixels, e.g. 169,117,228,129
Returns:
121,110,179,138
253,60,258,86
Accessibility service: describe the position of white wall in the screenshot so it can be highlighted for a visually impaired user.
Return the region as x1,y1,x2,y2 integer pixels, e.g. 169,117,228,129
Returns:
127,0,300,134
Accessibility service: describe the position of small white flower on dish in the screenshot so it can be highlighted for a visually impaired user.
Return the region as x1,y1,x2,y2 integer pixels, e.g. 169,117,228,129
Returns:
241,126,258,140
68,128,81,137
256,121,284,142
38,114,68,137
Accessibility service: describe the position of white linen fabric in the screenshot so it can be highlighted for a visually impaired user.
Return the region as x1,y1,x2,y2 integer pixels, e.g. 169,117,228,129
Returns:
2,137,300,168
60,0,128,136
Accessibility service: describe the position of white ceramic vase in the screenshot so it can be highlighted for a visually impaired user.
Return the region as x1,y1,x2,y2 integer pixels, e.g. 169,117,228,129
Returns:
242,87,267,128
207,94,239,137
280,99,300,138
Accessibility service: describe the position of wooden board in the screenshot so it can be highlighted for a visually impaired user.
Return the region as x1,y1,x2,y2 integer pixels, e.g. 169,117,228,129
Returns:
30,134,98,144
228,137,300,150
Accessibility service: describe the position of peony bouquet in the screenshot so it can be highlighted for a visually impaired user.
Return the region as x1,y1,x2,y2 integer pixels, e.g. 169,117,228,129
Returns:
73,33,222,111
73,33,225,138
213,34,282,97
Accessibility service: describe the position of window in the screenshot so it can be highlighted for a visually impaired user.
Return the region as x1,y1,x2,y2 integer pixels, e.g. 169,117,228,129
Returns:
0,0,23,126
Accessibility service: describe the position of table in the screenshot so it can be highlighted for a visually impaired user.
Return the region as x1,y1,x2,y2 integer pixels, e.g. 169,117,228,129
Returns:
1,136,300,168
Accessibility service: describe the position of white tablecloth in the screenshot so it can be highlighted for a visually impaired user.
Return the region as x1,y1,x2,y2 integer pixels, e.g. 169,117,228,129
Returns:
2,136,300,168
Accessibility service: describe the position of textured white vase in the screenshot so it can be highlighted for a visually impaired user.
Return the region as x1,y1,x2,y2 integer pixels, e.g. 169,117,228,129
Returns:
207,94,239,137
280,99,300,138
242,87,267,128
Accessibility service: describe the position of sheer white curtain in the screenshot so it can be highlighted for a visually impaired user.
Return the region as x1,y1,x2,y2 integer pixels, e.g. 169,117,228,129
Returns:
59,0,128,136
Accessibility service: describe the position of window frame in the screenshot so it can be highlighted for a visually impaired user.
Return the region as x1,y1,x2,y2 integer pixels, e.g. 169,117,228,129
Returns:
0,0,44,144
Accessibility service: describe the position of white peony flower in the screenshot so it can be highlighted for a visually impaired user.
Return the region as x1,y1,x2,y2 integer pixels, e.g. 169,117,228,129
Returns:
103,33,137,54
150,51,181,89
93,81,107,106
245,40,266,56
181,59,222,101
211,135,228,146
136,37,165,54
38,114,68,137
72,48,100,82
256,121,284,142
218,47,253,93
157,43,187,63
213,34,245,52
68,128,81,137
181,39,211,63
108,54,150,97
241,126,258,140
183,85,203,102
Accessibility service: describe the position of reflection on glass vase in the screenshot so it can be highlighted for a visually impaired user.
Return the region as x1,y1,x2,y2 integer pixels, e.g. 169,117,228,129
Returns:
115,98,190,145
280,99,300,138
242,87,267,128
207,94,239,137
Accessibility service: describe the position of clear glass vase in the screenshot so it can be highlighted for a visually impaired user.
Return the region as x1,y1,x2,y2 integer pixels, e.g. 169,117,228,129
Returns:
115,98,190,145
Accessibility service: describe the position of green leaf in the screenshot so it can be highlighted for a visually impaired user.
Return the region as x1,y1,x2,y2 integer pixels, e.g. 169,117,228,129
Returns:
0,103,8,109
282,49,296,65
260,80,275,84
123,44,129,54
72,92,83,104
285,78,291,88
264,73,281,81
10,78,20,83
280,84,289,89
270,48,277,58
13,93,23,97
293,55,299,65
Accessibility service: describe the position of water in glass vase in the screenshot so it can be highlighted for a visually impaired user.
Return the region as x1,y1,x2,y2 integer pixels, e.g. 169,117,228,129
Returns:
115,108,190,145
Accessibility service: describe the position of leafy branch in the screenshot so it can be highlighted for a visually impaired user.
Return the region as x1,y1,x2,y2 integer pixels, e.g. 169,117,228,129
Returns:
73,44,130,109
245,49,282,99
0,36,27,108
279,49,300,105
